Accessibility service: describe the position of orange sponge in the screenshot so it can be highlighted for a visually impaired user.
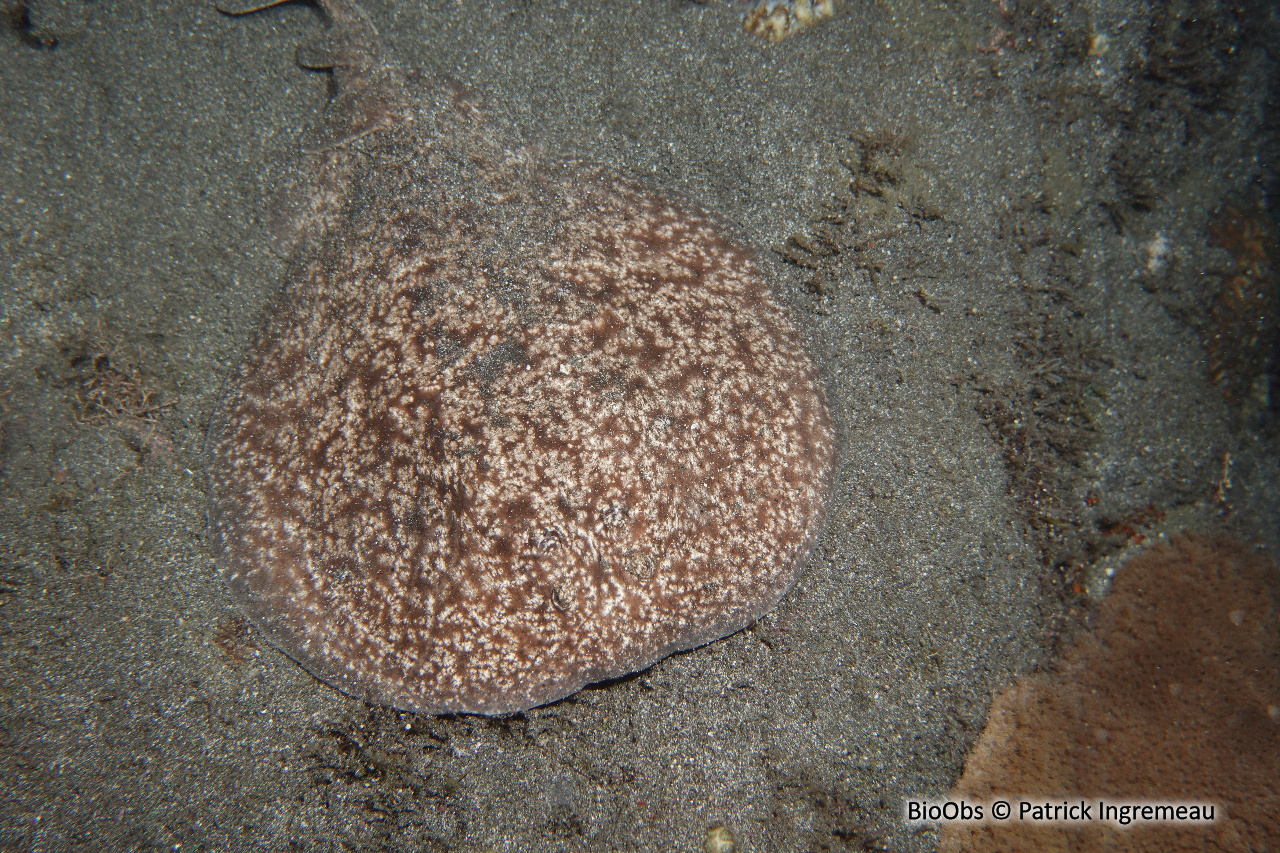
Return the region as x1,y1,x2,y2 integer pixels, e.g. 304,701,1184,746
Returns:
942,535,1279,853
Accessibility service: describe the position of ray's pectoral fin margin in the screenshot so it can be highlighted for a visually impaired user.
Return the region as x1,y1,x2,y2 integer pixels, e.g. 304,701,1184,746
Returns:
215,0,398,152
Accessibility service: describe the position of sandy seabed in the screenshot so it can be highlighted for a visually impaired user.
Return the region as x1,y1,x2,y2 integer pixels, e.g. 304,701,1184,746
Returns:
1,0,1276,850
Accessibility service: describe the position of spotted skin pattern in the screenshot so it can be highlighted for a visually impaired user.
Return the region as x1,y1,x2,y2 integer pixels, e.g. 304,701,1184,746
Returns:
207,4,834,715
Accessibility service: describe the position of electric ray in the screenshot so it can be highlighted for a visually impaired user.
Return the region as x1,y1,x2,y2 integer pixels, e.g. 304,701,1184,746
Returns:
207,0,835,715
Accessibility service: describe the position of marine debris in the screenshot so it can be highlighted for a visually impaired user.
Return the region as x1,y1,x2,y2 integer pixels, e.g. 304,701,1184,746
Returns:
741,0,835,42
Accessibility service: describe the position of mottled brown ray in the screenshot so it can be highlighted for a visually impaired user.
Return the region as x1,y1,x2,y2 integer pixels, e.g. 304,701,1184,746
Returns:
207,0,834,715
